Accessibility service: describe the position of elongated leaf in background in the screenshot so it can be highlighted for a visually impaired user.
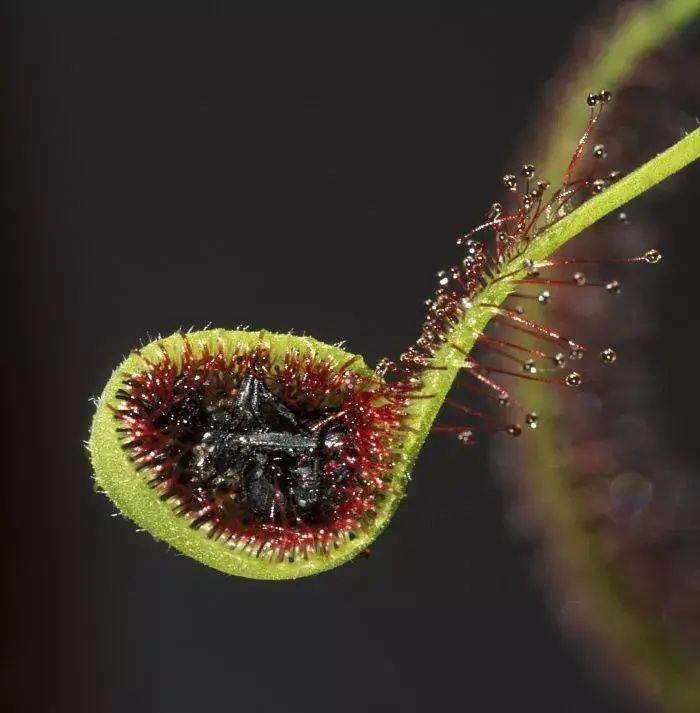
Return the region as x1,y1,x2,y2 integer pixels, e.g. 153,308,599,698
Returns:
491,1,700,711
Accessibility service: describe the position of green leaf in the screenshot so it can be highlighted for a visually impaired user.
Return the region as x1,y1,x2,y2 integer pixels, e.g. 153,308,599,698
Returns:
89,329,407,579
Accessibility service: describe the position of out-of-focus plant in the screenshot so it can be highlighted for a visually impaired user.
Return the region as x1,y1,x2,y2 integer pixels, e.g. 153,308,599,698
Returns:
492,1,700,710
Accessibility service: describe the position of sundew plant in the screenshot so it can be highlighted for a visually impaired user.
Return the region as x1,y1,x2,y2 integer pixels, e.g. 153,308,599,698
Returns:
88,1,699,709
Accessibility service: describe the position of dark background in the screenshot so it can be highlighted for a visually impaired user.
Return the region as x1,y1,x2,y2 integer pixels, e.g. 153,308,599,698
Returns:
4,2,695,712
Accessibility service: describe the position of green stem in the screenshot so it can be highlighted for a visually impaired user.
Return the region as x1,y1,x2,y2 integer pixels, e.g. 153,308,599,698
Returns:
399,127,700,475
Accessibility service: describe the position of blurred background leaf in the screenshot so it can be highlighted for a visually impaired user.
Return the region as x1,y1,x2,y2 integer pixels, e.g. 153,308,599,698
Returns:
492,1,700,710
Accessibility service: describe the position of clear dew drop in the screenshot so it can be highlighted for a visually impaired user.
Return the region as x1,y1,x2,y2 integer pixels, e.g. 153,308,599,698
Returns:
521,164,535,179
375,357,397,375
593,144,607,159
523,259,539,277
503,173,517,191
522,359,537,375
506,424,522,437
573,271,586,286
605,280,621,295
535,180,550,195
565,371,582,387
489,202,503,218
644,249,662,264
569,345,584,360
600,347,617,364
553,352,566,368
458,430,477,446
525,412,538,429
591,178,606,194
538,289,551,305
